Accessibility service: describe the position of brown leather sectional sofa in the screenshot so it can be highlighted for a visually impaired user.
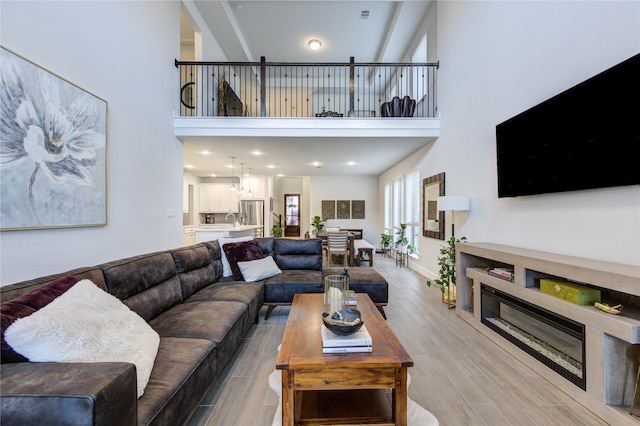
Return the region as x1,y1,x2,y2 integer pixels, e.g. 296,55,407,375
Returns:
0,237,388,425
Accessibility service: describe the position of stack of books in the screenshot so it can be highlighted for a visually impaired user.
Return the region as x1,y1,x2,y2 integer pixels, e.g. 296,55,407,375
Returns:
345,290,357,306
488,267,515,282
321,325,372,354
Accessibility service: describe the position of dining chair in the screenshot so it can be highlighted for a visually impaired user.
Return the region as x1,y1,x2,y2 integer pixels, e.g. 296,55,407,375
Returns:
326,231,349,266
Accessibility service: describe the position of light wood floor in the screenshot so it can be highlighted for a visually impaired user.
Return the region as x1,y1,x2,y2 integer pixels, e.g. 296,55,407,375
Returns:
187,254,611,426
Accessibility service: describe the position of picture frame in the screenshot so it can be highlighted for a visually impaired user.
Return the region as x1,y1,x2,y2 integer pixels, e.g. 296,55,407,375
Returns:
322,200,335,219
336,200,350,219
1,47,108,231
422,172,445,240
351,200,365,219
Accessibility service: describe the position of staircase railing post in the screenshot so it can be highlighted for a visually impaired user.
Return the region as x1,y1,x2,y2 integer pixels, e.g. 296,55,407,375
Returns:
349,56,355,117
260,56,266,117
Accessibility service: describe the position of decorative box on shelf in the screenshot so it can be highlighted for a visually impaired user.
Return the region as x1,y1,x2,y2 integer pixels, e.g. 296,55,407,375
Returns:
540,278,601,305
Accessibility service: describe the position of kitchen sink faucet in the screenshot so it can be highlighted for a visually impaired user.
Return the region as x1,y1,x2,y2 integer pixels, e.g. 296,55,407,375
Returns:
225,213,236,225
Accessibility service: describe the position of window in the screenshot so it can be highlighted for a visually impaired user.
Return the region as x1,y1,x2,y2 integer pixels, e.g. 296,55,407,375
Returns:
393,178,403,231
384,182,392,233
404,168,420,255
383,168,421,256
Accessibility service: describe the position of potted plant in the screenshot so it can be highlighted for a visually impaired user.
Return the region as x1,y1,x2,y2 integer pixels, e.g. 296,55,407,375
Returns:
427,235,467,308
311,215,327,236
395,223,409,253
271,226,283,238
380,233,393,249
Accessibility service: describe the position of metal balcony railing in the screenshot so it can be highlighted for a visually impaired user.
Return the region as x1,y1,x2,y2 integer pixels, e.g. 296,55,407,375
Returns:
176,57,438,118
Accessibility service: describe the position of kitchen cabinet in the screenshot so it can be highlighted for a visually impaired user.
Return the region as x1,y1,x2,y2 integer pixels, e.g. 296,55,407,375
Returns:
183,226,196,246
194,225,260,242
242,175,266,199
199,184,239,213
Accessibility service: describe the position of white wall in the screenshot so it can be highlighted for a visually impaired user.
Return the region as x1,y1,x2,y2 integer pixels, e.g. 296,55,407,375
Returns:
412,0,640,280
310,176,379,243
0,1,183,285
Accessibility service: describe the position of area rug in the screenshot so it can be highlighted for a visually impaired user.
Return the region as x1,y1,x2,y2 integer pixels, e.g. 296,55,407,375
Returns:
268,370,439,426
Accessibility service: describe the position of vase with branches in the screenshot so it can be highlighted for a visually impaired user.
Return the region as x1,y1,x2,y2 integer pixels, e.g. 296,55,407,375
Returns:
427,235,467,308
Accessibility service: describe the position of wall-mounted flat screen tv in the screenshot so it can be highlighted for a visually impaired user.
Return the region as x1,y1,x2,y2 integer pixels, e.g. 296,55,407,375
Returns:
496,53,640,198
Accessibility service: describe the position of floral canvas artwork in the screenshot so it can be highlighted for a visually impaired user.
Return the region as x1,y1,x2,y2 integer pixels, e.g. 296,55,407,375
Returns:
1,48,107,230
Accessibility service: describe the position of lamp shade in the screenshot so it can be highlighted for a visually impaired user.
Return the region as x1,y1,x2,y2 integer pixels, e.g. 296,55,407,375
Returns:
437,196,470,212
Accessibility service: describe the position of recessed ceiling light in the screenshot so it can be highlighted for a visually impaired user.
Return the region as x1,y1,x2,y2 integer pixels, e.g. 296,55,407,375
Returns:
347,161,357,166
184,164,195,169
210,173,217,177
200,150,211,155
312,161,321,168
267,164,276,169
308,39,321,51
251,150,263,156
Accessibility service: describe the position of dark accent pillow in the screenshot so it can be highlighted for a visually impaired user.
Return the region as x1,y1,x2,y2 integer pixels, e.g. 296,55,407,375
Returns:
1,275,79,363
222,240,265,280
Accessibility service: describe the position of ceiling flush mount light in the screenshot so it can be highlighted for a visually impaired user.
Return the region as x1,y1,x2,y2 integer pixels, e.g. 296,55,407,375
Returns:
308,39,321,51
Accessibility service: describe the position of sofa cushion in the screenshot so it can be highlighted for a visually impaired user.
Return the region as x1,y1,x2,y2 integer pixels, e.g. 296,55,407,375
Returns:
99,251,182,322
223,240,265,280
238,256,282,282
1,275,79,363
149,300,247,342
255,237,275,256
323,267,389,304
4,279,159,398
0,362,137,426
218,236,254,278
149,300,254,379
0,267,107,303
186,281,264,305
137,336,216,426
170,244,219,299
263,270,324,303
273,238,323,271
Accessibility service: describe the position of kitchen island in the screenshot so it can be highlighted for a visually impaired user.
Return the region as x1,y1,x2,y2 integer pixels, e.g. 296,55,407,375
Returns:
194,225,263,243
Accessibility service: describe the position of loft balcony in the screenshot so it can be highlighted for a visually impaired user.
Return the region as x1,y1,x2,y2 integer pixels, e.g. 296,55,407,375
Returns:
174,57,440,139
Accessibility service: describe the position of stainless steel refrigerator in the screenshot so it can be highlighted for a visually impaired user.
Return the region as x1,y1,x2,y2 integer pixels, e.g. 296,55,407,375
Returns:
240,200,264,237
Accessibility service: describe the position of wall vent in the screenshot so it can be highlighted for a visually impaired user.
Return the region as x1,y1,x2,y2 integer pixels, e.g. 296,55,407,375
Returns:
360,10,370,19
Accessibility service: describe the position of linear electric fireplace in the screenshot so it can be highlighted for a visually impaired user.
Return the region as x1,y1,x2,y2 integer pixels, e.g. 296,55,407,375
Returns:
480,284,586,390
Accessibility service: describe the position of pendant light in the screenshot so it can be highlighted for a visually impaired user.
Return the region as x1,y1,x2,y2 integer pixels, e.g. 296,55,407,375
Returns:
239,162,246,196
247,168,253,198
230,157,237,192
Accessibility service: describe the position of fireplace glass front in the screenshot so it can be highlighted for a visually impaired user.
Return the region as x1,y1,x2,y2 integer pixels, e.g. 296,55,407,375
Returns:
481,284,586,390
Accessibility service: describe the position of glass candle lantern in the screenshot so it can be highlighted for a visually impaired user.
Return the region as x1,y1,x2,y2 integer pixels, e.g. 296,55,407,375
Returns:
324,275,349,313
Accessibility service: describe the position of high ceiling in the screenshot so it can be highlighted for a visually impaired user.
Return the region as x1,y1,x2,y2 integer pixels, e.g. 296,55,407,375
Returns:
181,1,434,178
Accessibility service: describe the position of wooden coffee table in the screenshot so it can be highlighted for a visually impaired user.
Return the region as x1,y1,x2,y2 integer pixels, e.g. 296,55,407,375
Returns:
276,293,413,425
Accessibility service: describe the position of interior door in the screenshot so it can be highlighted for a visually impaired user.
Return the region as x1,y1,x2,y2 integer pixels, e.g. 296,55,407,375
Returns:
284,194,300,237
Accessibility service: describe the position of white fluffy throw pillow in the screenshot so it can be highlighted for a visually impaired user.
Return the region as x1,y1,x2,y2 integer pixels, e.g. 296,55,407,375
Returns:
237,256,282,282
4,279,160,398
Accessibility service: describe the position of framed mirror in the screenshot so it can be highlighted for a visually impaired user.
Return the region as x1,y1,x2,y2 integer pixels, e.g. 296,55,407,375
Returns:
423,172,445,240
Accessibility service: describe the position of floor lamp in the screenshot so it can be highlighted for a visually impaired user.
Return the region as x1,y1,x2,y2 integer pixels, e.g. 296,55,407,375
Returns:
437,196,470,238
